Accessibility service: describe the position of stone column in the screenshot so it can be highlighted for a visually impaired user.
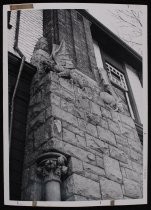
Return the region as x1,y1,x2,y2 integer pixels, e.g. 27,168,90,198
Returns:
36,152,68,201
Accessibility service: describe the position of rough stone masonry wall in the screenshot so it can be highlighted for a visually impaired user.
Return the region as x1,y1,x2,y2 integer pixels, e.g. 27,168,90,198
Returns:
21,9,143,201
21,64,143,201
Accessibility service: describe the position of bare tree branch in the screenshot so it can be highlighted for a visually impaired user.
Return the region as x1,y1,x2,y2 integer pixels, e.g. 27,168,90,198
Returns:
109,5,143,55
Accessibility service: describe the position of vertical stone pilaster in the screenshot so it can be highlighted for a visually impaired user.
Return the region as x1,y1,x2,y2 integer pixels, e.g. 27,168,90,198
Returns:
83,18,97,80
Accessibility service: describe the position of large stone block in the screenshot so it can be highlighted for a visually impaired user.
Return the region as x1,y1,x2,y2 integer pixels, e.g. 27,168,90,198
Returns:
108,119,121,135
131,161,143,174
61,88,75,103
100,177,123,200
83,162,105,176
76,134,86,147
45,118,62,140
117,143,131,156
103,155,123,184
47,81,61,96
128,138,142,154
40,138,64,154
130,149,139,162
124,168,141,183
67,102,75,114
75,95,90,112
62,142,96,165
85,112,101,126
73,107,85,119
123,178,142,198
68,157,84,175
119,113,136,128
120,123,135,140
119,158,133,170
96,156,104,169
50,93,61,107
86,133,109,154
100,118,108,129
63,128,77,145
52,105,78,127
90,101,102,116
84,171,99,182
60,98,68,111
62,121,84,137
109,145,128,163
115,135,128,147
78,118,87,131
59,77,74,93
97,126,116,146
101,107,112,119
62,174,101,200
86,123,98,138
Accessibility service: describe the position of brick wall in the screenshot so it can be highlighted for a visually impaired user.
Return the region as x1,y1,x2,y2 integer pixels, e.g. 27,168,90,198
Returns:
8,10,43,63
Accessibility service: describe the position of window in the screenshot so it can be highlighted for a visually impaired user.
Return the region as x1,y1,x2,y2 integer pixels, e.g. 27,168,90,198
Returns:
106,62,128,91
92,37,143,143
105,62,135,119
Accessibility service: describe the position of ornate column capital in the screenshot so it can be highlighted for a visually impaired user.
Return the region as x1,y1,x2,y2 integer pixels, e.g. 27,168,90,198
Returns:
36,152,68,183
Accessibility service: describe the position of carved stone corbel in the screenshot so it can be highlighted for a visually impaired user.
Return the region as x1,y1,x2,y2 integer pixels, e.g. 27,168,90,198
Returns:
36,152,68,201
31,38,124,113
98,67,124,112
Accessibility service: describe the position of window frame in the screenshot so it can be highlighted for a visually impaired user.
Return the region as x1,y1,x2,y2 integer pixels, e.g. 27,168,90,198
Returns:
105,61,135,119
100,48,142,126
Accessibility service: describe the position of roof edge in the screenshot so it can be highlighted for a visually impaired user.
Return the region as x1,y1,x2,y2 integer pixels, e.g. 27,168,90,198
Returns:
76,9,142,63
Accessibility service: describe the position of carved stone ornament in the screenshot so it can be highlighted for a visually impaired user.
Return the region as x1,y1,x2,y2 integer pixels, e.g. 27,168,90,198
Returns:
98,68,124,112
31,37,124,113
36,152,68,182
31,38,96,90
100,91,124,112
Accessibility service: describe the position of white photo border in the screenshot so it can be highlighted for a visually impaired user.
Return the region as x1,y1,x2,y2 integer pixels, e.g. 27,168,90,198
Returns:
3,2,148,207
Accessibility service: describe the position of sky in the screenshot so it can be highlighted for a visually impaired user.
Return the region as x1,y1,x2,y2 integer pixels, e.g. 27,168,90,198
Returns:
88,4,143,34
88,4,145,55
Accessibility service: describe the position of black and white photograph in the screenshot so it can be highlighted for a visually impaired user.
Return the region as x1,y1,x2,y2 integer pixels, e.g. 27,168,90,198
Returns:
3,2,148,207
